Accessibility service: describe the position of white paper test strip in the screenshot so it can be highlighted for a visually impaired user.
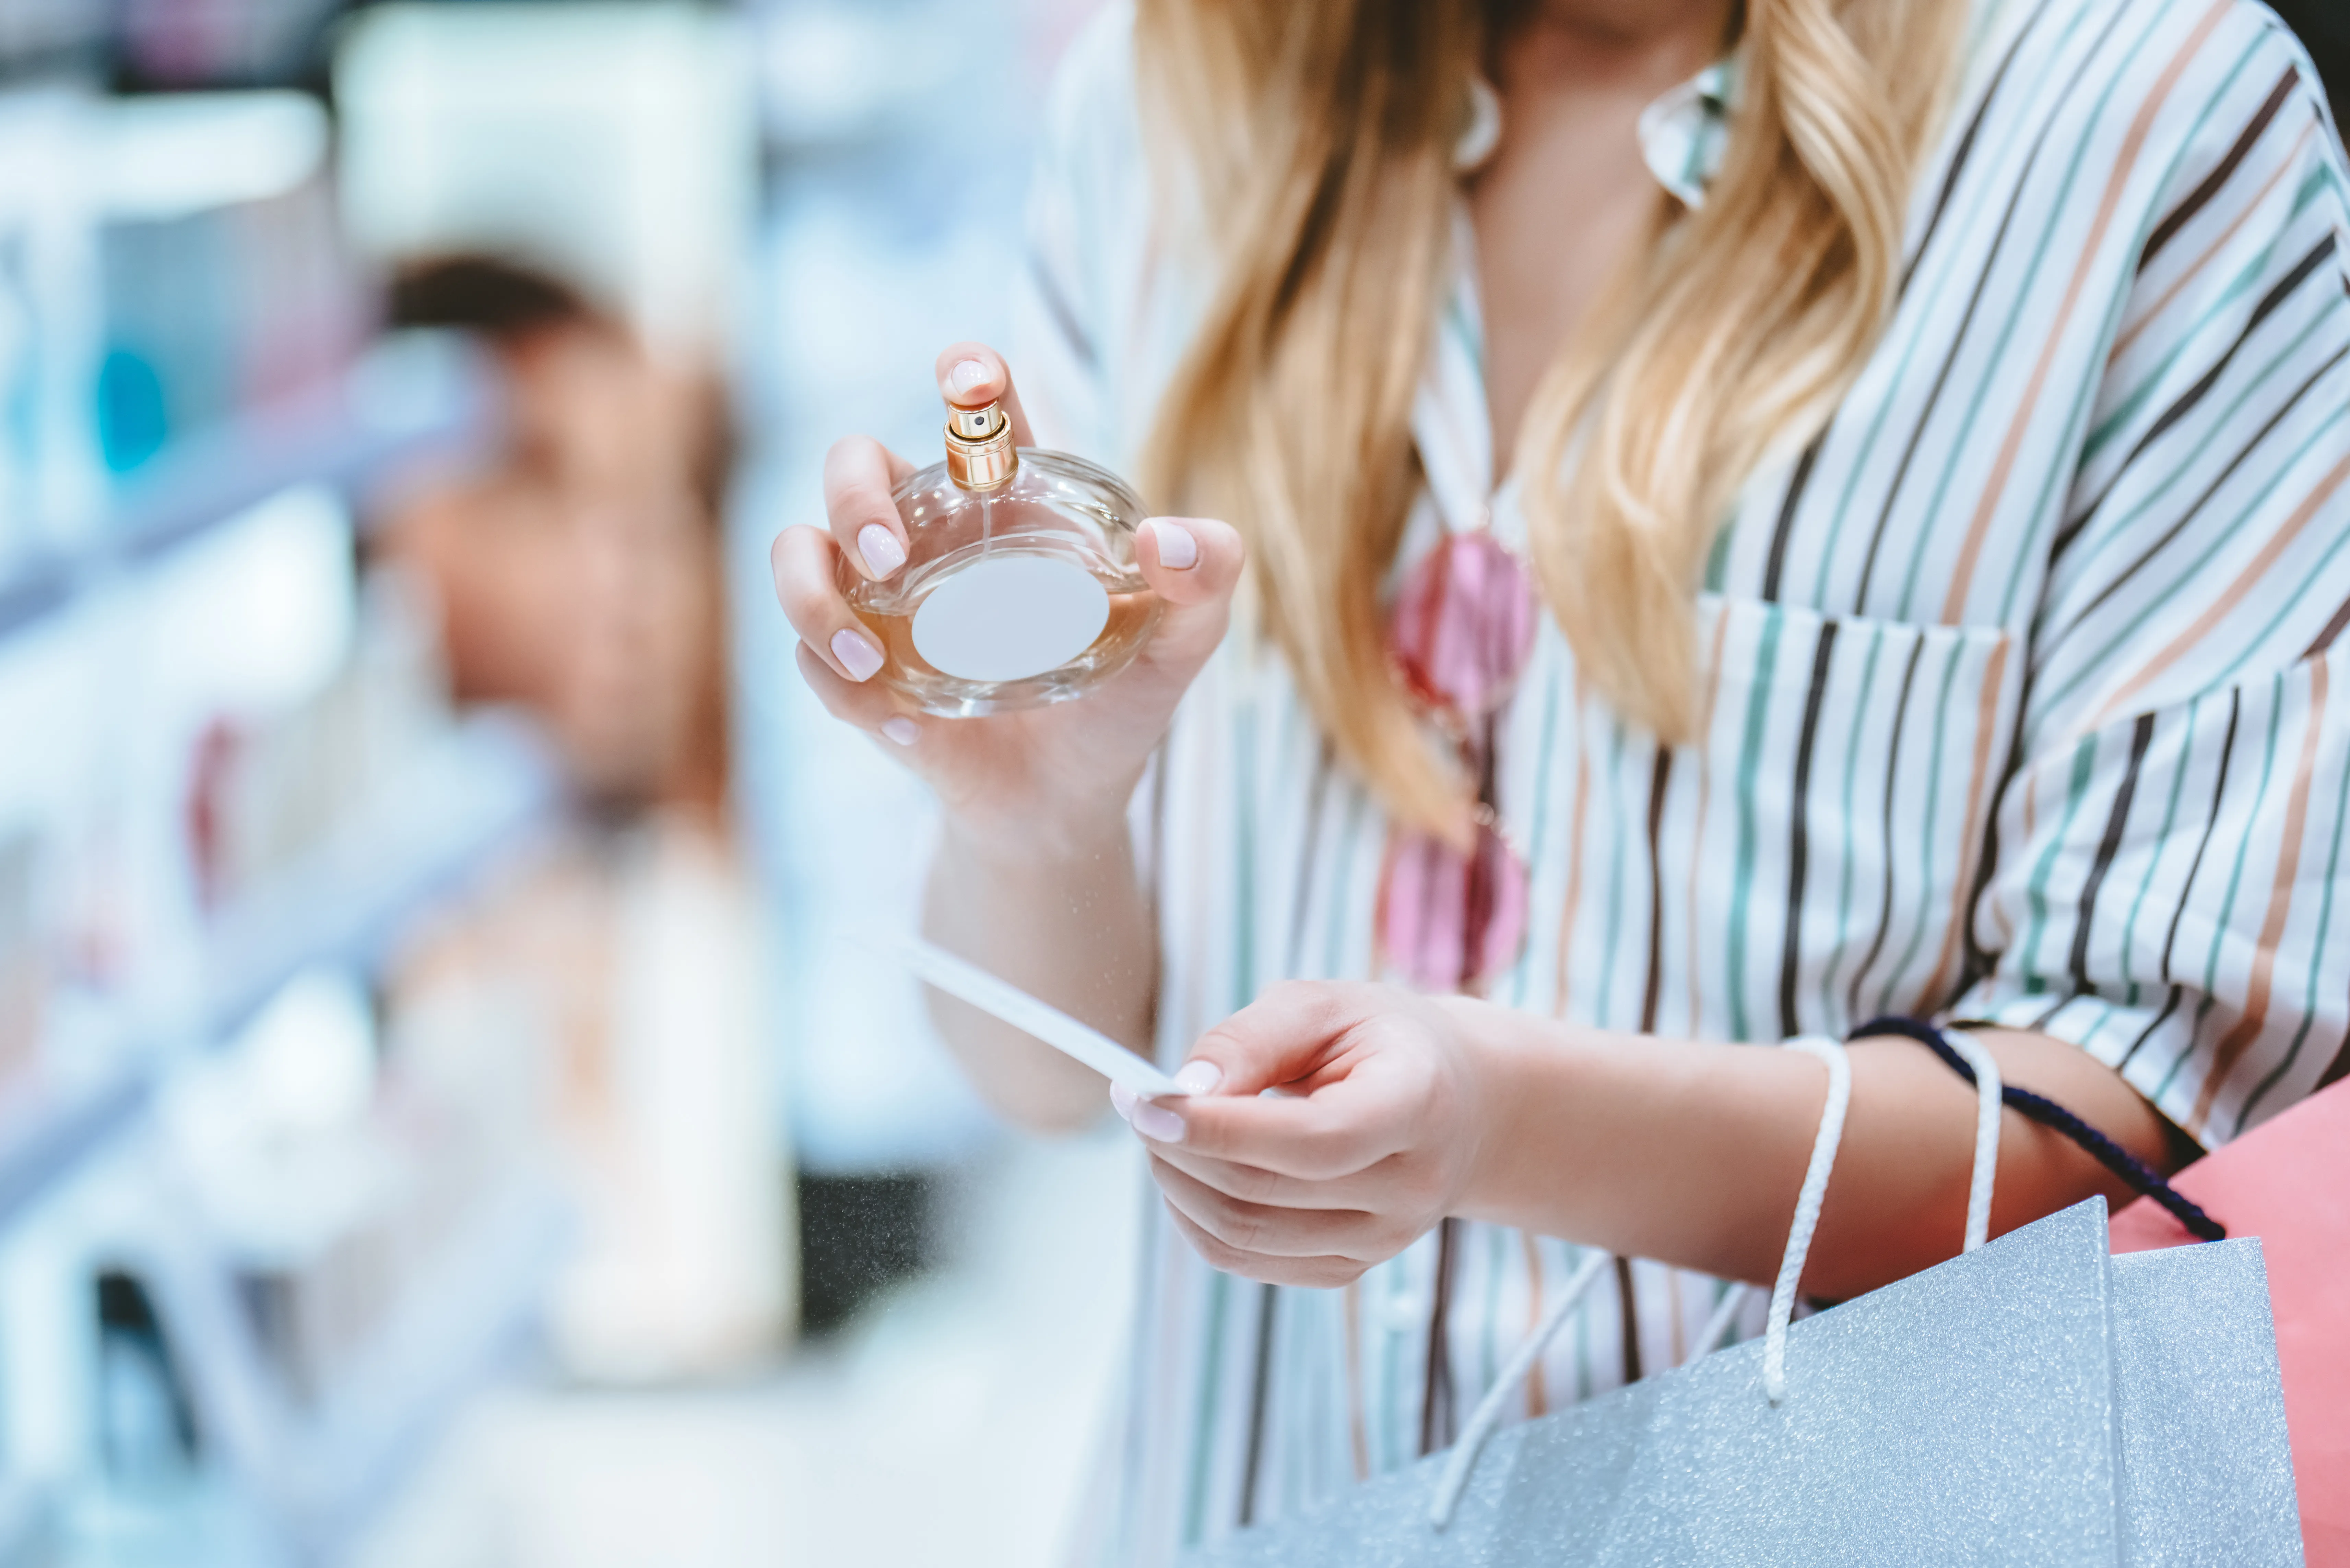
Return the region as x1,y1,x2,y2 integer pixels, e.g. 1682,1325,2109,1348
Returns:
901,938,1189,1098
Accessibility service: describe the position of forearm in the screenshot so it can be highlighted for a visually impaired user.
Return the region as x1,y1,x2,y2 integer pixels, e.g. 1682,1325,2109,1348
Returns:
1451,1001,2186,1299
921,812,1157,1132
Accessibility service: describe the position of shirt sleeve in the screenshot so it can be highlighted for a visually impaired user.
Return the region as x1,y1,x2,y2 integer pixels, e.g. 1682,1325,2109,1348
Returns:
1950,18,2350,1147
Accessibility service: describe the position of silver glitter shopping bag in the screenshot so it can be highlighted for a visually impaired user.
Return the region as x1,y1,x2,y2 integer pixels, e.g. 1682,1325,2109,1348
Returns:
1186,1039,2303,1567
1192,1199,2128,1568
2109,1238,2303,1568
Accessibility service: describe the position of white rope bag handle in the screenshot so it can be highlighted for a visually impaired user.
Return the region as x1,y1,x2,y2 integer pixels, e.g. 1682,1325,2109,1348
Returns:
1429,1031,2004,1531
1947,1029,2005,1254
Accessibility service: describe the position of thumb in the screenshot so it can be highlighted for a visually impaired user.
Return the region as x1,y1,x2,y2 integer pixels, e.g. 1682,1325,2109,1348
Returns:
1134,515,1244,679
1170,981,1357,1102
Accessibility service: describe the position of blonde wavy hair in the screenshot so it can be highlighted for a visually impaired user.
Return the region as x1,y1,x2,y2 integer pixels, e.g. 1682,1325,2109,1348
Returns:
1134,0,1963,837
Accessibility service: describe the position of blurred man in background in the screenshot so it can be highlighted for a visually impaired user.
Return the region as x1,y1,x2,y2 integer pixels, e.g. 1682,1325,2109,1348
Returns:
372,256,793,1382
379,257,732,819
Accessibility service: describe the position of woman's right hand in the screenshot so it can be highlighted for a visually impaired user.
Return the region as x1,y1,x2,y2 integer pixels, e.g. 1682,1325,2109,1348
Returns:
769,342,1244,863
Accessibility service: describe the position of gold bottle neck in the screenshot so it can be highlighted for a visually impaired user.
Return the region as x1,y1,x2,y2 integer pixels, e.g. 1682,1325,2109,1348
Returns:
945,400,1018,491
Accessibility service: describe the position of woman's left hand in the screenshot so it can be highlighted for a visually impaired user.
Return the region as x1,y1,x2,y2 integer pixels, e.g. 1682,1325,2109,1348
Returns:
1111,982,1497,1288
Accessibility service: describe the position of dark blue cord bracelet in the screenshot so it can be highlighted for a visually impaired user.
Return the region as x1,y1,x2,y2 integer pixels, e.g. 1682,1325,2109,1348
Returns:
1846,1015,2225,1243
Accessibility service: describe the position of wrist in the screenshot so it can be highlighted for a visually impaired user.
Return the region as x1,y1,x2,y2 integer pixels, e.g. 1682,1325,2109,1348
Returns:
938,803,1135,887
1442,996,1536,1219
1442,998,1599,1227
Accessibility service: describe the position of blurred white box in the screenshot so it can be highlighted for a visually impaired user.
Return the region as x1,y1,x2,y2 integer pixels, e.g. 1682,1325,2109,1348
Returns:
335,3,755,360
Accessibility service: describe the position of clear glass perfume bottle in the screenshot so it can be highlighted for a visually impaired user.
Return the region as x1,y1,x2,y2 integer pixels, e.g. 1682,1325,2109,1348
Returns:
842,400,1161,716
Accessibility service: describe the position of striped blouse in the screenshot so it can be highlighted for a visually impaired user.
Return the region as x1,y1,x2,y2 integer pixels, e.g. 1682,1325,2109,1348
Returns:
1011,1,2350,1560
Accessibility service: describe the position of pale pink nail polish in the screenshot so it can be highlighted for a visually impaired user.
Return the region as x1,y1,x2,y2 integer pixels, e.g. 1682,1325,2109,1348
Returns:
859,524,907,577
950,359,990,393
1172,1060,1222,1095
1109,1082,1136,1121
830,628,883,682
1133,1103,1185,1143
882,716,919,746
1150,519,1198,570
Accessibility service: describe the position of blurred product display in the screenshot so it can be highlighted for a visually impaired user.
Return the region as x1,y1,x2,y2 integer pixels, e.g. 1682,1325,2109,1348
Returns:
0,3,623,1563
185,573,447,914
0,834,43,1087
0,86,356,579
96,114,358,474
0,464,570,1563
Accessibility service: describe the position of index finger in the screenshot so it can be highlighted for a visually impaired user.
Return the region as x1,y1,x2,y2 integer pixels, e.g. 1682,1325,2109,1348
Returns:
823,435,917,582
933,342,1036,448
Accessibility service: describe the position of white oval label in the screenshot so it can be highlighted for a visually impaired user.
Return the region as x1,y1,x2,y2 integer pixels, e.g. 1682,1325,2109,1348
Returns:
911,554,1110,683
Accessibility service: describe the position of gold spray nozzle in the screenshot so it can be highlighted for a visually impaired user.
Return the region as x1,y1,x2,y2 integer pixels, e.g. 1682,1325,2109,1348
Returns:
945,400,1017,491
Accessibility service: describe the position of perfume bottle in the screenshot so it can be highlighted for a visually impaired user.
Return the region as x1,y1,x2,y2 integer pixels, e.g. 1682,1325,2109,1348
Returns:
843,399,1161,716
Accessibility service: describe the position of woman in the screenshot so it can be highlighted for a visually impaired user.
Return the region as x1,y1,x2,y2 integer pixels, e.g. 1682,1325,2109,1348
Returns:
775,0,2350,1557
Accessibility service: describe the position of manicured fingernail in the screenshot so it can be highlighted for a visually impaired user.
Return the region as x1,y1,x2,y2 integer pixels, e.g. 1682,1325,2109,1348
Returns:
859,524,906,578
1109,1082,1136,1121
1172,1060,1222,1095
882,716,919,746
1149,519,1198,570
1132,1103,1185,1143
830,628,883,682
951,359,990,394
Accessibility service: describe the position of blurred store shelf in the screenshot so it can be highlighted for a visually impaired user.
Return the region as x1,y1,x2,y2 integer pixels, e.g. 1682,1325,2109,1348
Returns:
260,1177,573,1561
0,1054,147,1236
0,333,492,643
0,713,558,1233
200,710,559,1041
349,1131,1141,1568
54,1159,572,1568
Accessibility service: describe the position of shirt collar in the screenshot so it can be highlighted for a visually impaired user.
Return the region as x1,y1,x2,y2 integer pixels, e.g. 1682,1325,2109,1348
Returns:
1453,56,1741,210
1636,57,1739,209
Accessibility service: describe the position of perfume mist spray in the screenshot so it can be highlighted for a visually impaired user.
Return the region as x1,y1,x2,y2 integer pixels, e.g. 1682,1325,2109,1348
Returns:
842,399,1161,716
